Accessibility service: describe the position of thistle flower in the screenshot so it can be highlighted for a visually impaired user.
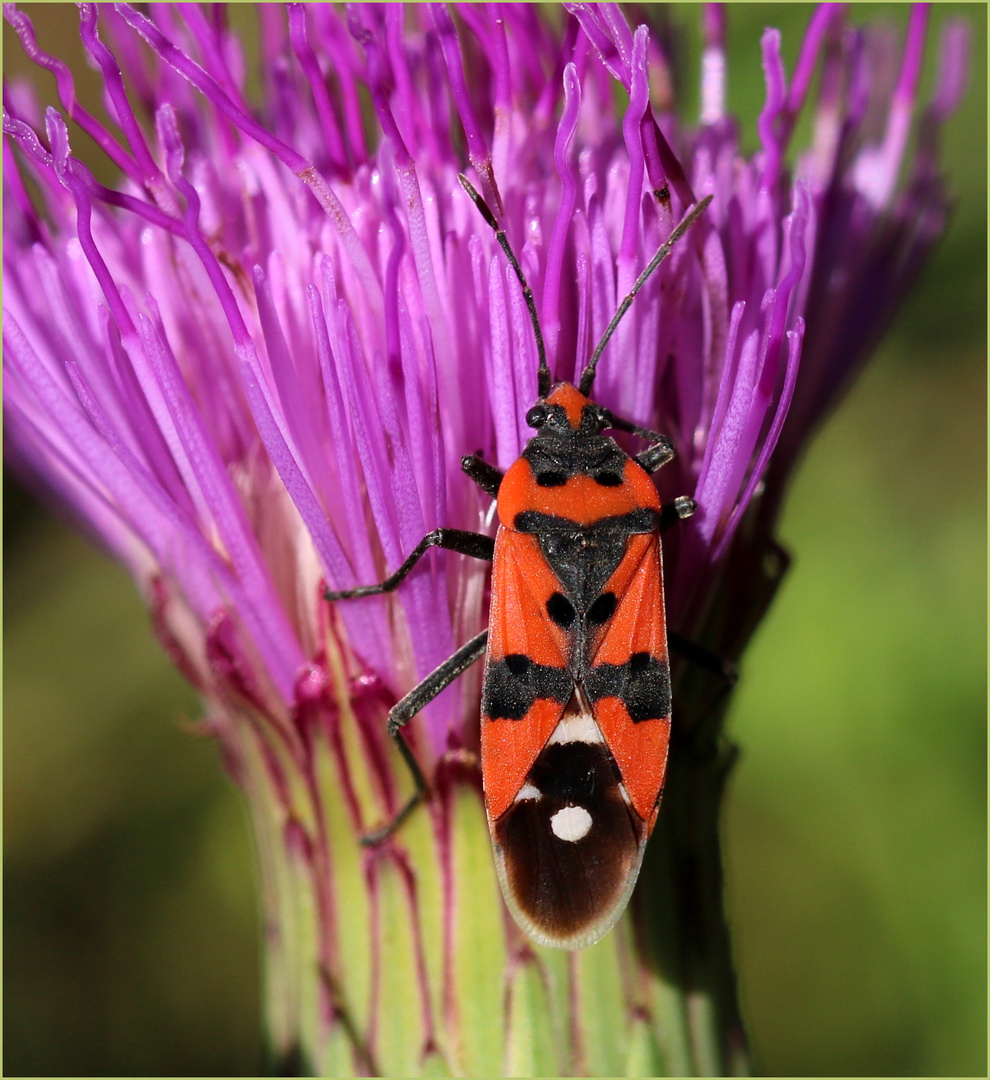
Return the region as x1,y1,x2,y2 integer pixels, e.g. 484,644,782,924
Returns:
3,3,967,1076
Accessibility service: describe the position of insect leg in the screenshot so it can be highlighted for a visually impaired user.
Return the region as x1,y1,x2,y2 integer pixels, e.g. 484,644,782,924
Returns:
461,453,503,498
660,496,697,532
655,494,735,685
325,528,494,601
605,411,695,528
668,632,738,687
604,411,678,474
634,437,677,474
363,629,490,845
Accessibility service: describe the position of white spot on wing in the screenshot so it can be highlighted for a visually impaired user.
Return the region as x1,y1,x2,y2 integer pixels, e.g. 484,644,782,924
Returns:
550,805,593,842
513,783,542,802
547,687,602,745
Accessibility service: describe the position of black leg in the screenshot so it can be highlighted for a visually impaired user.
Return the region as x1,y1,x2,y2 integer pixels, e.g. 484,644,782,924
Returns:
660,495,697,532
363,629,490,845
325,528,494,601
668,631,738,687
604,410,676,474
657,497,734,684
461,453,503,498
634,438,676,474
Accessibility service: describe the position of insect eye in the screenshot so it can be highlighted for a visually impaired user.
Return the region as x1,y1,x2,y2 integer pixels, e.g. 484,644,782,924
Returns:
596,406,612,429
526,404,547,428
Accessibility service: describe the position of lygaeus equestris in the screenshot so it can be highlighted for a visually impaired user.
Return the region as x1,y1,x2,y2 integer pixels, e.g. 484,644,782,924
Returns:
327,179,713,948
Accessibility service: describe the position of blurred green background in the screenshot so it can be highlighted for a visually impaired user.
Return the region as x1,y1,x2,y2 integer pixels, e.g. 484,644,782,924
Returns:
4,5,985,1076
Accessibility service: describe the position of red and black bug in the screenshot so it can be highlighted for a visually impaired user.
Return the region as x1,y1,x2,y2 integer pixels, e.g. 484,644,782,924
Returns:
327,179,713,948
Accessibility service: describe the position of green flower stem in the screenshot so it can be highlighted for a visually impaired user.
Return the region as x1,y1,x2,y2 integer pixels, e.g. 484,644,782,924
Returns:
221,608,776,1077
640,716,749,1078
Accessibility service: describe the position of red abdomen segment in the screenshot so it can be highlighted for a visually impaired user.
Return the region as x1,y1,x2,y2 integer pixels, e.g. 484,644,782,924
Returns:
480,462,671,948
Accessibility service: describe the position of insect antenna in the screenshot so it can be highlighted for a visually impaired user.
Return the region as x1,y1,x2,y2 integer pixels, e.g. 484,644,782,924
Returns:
577,194,714,397
458,173,552,399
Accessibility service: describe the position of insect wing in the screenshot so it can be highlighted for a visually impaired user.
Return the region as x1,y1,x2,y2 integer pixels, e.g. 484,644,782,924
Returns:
480,529,571,823
481,523,672,949
589,531,671,827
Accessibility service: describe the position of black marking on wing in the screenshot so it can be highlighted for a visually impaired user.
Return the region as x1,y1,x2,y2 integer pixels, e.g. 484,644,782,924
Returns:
586,591,617,625
483,656,573,720
527,740,612,803
512,510,659,611
493,740,645,942
546,592,576,627
585,653,671,722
